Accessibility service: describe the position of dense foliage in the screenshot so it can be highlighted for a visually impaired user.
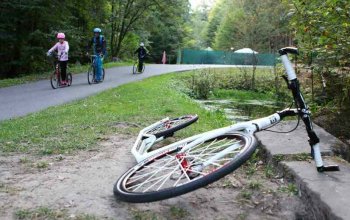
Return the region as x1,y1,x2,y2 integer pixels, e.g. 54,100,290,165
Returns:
287,0,350,108
188,0,291,53
0,0,191,78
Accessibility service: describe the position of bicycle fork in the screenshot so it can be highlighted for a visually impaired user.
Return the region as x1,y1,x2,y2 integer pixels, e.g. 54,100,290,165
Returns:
286,78,339,172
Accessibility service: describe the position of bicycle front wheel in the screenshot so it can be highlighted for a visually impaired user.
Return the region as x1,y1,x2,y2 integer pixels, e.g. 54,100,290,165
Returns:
87,66,94,84
67,73,72,86
141,63,145,73
50,72,59,89
132,63,137,74
114,132,258,203
147,115,198,138
101,68,105,81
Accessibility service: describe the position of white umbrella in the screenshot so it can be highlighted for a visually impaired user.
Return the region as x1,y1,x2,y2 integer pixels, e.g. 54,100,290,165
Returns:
234,48,258,54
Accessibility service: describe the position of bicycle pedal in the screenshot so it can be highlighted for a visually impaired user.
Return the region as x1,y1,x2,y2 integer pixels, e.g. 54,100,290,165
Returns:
317,165,340,172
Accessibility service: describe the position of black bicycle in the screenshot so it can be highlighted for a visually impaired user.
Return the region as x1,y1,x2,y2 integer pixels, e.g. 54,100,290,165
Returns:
132,57,145,74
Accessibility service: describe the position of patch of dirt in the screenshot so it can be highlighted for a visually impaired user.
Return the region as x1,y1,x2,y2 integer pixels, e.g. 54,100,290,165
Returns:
0,134,307,220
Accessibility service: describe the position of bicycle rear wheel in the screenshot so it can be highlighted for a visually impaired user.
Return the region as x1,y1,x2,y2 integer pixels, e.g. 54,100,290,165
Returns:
87,66,94,84
50,72,59,89
114,132,257,203
147,115,198,138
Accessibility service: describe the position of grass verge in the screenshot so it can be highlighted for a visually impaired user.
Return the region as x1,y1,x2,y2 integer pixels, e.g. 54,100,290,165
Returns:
0,72,229,154
15,206,103,220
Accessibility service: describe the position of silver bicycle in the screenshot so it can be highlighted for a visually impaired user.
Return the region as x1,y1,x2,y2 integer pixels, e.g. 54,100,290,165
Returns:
113,47,339,203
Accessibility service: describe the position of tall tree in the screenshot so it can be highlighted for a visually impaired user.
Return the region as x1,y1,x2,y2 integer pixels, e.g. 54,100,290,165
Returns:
109,0,163,57
208,0,290,52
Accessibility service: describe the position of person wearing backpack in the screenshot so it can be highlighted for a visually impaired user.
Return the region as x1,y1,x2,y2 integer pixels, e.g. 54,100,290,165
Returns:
86,28,106,82
134,42,149,72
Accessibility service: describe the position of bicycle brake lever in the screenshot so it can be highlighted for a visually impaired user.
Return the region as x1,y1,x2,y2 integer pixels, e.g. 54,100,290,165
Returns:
317,165,340,172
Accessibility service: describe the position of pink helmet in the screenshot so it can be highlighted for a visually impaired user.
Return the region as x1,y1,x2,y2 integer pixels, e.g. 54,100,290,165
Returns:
57,33,65,39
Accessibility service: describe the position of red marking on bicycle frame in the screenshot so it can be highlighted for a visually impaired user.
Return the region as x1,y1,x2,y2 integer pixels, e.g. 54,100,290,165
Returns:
165,121,172,129
176,153,189,170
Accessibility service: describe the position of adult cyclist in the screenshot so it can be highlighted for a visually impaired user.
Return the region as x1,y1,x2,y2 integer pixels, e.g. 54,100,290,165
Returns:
134,42,149,72
86,28,106,82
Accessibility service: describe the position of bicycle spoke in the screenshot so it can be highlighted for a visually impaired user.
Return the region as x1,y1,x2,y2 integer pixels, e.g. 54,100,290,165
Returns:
127,138,245,192
118,133,251,201
127,154,177,191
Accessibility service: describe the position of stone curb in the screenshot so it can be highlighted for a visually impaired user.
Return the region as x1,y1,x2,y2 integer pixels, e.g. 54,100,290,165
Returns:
256,121,350,220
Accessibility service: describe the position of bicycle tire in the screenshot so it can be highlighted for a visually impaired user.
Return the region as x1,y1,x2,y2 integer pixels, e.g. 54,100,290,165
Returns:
114,132,258,203
87,66,94,84
101,68,105,81
148,115,198,138
50,72,59,89
132,63,137,74
67,73,72,86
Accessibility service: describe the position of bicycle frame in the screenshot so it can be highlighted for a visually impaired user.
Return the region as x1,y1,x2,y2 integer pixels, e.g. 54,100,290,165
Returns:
131,47,339,172
132,113,280,163
131,117,170,162
51,54,65,84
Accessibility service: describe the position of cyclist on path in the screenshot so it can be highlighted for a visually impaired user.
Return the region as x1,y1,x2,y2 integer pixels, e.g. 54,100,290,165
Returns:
47,33,69,85
86,28,106,82
134,42,149,72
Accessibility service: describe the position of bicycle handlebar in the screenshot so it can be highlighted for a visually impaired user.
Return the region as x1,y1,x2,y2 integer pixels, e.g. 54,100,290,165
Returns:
47,52,65,60
278,47,339,172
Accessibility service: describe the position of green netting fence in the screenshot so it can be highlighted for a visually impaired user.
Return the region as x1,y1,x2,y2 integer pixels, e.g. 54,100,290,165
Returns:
177,49,277,66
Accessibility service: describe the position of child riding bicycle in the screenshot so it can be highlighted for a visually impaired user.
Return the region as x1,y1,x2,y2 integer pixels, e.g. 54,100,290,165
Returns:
86,28,106,82
47,33,69,85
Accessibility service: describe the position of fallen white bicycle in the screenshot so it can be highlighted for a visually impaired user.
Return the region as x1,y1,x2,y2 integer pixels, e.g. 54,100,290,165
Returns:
113,47,339,203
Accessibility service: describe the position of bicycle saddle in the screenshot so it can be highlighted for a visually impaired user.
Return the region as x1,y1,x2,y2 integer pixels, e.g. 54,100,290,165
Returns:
279,47,299,55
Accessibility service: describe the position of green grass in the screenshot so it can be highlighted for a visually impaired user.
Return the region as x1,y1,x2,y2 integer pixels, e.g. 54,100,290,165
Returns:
169,206,188,219
278,183,298,196
177,67,291,103
14,207,104,220
248,180,262,190
0,61,133,88
0,73,229,155
239,190,253,200
130,208,160,220
212,89,275,101
15,207,66,220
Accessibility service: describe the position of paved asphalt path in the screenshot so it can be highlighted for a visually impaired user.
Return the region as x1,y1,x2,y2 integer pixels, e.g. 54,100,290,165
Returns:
0,64,232,121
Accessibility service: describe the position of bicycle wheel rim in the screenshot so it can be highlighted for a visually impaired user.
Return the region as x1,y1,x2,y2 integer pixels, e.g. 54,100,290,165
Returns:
50,72,59,89
147,115,198,138
132,64,137,74
114,132,257,203
87,66,94,84
102,68,105,81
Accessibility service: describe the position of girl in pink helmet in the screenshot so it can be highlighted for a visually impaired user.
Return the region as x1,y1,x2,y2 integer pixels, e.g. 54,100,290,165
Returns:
47,33,69,85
